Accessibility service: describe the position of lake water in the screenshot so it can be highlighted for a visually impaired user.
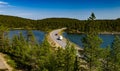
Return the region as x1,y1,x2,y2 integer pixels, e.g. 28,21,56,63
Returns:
8,30,45,43
63,33,119,48
7,30,120,47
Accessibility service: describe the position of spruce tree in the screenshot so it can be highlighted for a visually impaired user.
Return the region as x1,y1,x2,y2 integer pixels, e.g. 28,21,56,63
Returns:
64,45,76,71
0,25,8,48
110,36,120,71
101,46,111,71
82,13,103,71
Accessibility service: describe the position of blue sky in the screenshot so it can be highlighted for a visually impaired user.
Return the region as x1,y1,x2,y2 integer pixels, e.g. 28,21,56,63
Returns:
0,0,120,20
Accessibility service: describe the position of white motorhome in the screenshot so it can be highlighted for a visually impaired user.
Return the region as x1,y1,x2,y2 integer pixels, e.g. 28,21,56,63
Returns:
58,36,63,40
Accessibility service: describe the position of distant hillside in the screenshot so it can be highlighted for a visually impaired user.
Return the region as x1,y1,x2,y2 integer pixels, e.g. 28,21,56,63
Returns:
37,18,120,33
36,18,82,31
39,18,81,22
0,15,120,33
0,15,34,29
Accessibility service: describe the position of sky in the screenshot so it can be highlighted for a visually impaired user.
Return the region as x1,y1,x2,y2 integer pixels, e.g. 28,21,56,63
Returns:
0,0,120,20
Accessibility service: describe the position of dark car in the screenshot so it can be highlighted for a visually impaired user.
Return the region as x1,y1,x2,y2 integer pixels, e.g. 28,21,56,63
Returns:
55,33,58,36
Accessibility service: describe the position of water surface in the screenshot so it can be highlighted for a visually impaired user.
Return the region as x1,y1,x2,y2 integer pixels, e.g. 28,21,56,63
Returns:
8,30,45,43
63,32,119,48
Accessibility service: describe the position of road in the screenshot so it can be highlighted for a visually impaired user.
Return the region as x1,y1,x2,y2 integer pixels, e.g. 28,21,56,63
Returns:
49,28,83,58
50,28,66,48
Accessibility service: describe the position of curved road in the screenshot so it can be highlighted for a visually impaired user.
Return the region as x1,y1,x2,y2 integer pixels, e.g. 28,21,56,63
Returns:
49,28,83,58
50,28,66,48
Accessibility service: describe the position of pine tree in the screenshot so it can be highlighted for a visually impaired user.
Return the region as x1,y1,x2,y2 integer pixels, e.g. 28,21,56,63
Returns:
19,32,26,45
88,12,96,20
0,25,8,48
64,45,76,71
110,36,120,71
2,36,10,52
101,46,111,71
54,47,65,71
82,13,103,71
27,30,36,46
82,34,102,71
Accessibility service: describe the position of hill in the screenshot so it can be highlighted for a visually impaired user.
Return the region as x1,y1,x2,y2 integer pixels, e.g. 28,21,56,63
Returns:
0,15,120,33
0,15,34,29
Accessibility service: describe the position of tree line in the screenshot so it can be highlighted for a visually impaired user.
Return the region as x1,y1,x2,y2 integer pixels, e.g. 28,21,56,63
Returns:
0,14,120,33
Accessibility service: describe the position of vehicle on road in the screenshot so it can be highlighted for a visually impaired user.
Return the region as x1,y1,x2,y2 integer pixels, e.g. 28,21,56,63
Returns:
55,33,58,36
57,36,63,40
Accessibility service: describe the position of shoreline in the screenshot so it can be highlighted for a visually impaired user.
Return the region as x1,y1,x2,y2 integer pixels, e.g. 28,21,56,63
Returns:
66,31,120,35
9,28,120,35
10,28,37,30
8,28,120,35
99,32,120,35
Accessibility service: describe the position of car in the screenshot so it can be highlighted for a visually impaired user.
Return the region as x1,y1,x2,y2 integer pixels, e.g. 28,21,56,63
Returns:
55,33,58,36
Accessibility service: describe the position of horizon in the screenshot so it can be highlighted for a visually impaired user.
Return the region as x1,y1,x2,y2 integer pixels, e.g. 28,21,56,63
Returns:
0,0,120,20
0,14,119,20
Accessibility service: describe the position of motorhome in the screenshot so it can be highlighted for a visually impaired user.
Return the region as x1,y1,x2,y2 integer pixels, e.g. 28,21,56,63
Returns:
58,36,63,40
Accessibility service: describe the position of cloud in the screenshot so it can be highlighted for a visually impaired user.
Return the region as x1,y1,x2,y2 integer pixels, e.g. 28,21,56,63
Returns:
0,1,12,7
0,1,8,5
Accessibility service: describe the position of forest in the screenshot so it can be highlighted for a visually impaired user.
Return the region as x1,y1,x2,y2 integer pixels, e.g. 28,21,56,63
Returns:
0,13,120,71
0,27,120,71
0,15,120,33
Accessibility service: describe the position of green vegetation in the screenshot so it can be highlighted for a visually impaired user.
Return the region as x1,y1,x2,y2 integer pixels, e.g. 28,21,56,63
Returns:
0,30,80,71
83,28,103,71
82,13,120,71
82,13,103,71
109,36,120,71
0,13,120,71
0,14,120,33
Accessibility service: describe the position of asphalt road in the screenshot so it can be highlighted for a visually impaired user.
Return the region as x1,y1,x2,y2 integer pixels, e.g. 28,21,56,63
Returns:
50,28,66,48
49,28,83,58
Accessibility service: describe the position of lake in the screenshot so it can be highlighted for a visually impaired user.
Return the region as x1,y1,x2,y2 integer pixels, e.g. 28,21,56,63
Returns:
63,32,120,48
8,30,45,43
7,30,119,47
